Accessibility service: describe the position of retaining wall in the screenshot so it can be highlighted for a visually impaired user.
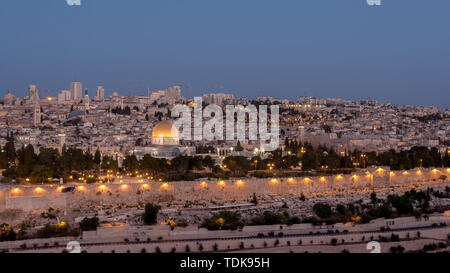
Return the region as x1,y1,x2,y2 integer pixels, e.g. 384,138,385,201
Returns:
0,167,448,212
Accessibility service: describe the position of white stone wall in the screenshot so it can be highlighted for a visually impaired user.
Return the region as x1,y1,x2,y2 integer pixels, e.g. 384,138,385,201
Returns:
0,168,448,212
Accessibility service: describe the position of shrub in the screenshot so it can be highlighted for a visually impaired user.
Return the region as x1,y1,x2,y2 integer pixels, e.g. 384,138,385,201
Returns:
274,239,279,246
79,217,99,231
390,245,405,253
302,216,321,226
168,219,188,230
391,233,400,242
423,244,438,252
143,203,161,225
0,224,16,241
250,193,258,205
37,222,70,238
313,203,332,219
299,194,306,201
336,204,346,215
200,211,244,230
331,238,337,246
251,211,299,226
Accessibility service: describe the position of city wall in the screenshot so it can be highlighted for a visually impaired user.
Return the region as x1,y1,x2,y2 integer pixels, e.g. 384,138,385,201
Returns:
0,167,449,212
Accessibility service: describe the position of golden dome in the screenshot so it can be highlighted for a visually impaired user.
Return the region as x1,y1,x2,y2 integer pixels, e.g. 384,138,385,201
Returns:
152,120,179,140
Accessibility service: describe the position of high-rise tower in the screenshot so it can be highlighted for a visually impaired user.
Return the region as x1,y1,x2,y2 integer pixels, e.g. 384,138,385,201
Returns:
29,85,40,103
95,86,105,101
70,81,82,101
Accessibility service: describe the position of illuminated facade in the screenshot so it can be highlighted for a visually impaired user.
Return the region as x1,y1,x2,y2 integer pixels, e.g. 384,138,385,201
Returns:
151,120,180,146
133,120,194,159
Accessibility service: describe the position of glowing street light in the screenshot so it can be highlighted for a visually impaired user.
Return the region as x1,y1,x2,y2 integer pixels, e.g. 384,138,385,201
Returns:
34,187,44,194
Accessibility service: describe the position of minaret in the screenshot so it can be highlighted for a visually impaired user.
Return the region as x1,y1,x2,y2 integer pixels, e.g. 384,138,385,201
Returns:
298,125,305,144
84,88,90,110
33,100,41,127
58,129,66,153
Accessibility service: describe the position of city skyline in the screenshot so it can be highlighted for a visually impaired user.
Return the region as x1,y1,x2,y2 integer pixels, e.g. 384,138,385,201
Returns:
1,0,449,108
2,80,450,110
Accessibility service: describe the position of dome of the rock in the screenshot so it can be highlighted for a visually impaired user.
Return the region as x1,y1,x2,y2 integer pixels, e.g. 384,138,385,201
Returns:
151,120,179,145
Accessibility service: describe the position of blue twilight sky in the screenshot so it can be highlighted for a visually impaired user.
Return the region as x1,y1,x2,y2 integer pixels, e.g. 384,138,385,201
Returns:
0,0,449,108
